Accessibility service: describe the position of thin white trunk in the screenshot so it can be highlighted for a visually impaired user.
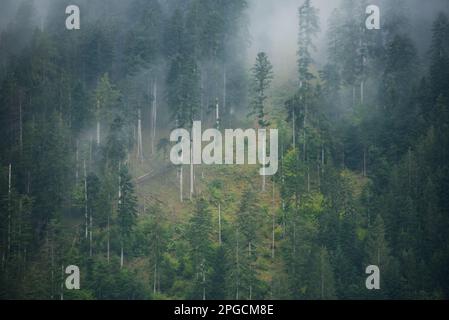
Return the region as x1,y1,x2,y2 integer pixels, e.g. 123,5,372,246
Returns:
216,99,220,130
60,265,64,300
137,109,143,162
19,98,23,153
292,109,296,148
218,203,222,245
236,228,240,300
96,99,101,145
180,166,183,202
151,79,158,155
83,160,88,239
75,139,79,184
190,139,194,201
7,164,11,255
303,102,307,162
360,80,365,104
223,66,227,117
153,262,157,294
96,121,100,145
307,167,310,193
202,268,206,300
118,162,122,201
107,212,110,263
120,243,124,268
272,212,275,259
89,212,93,257
249,242,252,300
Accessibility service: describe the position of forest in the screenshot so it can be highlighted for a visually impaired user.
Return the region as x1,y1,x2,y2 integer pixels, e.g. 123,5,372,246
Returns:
0,0,449,300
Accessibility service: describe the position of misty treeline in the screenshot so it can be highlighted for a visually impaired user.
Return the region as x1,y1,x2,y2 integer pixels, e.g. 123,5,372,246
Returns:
0,0,448,300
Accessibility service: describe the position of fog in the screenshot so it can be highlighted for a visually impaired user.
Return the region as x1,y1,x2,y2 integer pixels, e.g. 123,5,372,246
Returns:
247,0,449,83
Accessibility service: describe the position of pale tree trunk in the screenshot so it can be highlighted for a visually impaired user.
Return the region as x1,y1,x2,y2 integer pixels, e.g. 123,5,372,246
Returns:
408,148,412,187
262,135,266,192
202,264,206,301
179,166,183,203
120,243,124,268
96,100,101,145
19,97,23,154
223,65,227,121
216,99,220,130
218,203,222,245
75,139,79,184
307,167,310,193
107,211,110,263
272,211,275,259
137,108,143,162
7,164,11,255
292,109,296,148
60,265,64,300
317,151,320,187
96,121,100,145
83,160,88,239
89,211,93,257
236,228,240,300
190,138,194,201
151,79,158,155
352,86,356,107
51,241,54,299
360,80,365,105
249,242,252,300
303,102,307,162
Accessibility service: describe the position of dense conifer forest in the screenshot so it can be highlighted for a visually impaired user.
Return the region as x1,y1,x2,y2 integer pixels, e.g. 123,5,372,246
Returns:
0,0,449,300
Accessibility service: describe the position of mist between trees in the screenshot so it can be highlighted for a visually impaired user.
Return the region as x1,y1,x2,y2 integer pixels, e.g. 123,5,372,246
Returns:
0,0,448,300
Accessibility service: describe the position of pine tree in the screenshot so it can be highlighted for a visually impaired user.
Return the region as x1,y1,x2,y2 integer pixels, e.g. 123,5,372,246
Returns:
117,165,138,268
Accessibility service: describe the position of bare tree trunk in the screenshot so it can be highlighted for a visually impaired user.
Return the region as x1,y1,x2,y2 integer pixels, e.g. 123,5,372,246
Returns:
190,140,194,201
83,160,88,239
51,241,54,299
96,99,101,145
96,121,100,145
352,86,356,107
236,228,240,300
7,164,11,255
120,243,124,268
60,265,64,300
216,98,220,130
179,166,183,203
303,102,307,162
249,242,252,300
19,98,23,154
202,266,206,301
360,80,365,104
151,78,157,154
292,109,296,148
75,139,79,184
223,65,227,122
137,108,143,162
89,211,93,257
218,203,222,245
307,167,310,193
107,210,110,263
272,212,275,259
